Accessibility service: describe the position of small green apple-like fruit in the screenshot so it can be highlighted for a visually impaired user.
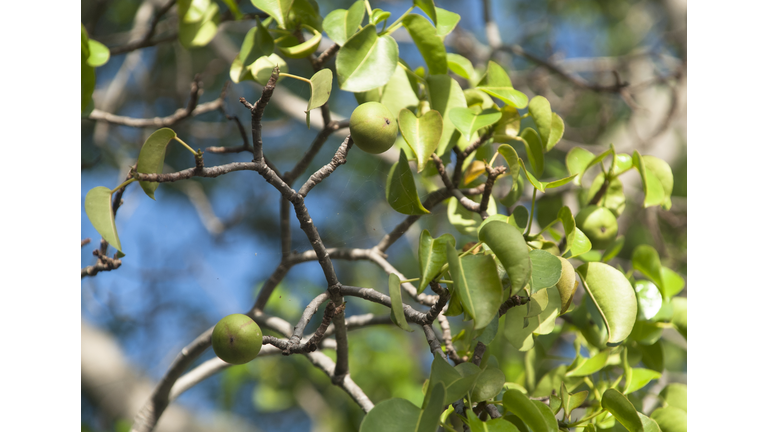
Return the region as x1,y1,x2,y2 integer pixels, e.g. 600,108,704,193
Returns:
575,205,618,250
212,314,263,365
555,257,577,315
349,102,398,154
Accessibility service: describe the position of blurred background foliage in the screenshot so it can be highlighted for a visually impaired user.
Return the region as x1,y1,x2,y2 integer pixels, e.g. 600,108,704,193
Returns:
81,0,686,431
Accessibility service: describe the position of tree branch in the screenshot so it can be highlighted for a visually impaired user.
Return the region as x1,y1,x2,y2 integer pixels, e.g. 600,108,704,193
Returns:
298,136,353,197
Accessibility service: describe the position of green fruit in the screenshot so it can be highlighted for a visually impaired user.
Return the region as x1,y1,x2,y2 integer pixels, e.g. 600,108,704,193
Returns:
349,102,398,154
555,257,577,315
575,205,618,250
212,314,263,365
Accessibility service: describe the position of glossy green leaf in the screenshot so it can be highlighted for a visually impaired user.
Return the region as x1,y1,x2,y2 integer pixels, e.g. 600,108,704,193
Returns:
399,109,443,172
305,69,333,127
558,206,592,258
418,230,456,293
492,106,522,143
529,250,562,293
359,398,421,431
359,65,420,123
386,150,430,215
389,273,414,332
414,0,437,24
251,0,293,29
530,286,561,335
632,151,665,208
602,388,643,432
370,8,391,25
637,413,662,432
601,235,625,262
660,383,687,412
428,356,478,406
86,39,110,67
586,173,626,216
630,320,664,345
613,153,634,175
660,266,685,299
671,297,687,339
566,350,609,377
631,245,663,292
322,1,365,46
417,382,445,432
249,53,288,85
427,75,467,155
435,8,461,37
446,249,504,330
625,368,662,394
288,0,323,32
238,21,274,68
576,262,637,344
337,24,399,92
546,114,564,152
520,128,544,178
565,147,595,186
502,389,550,432
478,221,531,296
470,366,506,402
466,410,520,432
634,280,663,321
497,145,520,183
643,156,674,210
518,159,577,194
179,0,219,48
561,382,588,421
531,400,559,432
277,26,322,59
85,187,122,253
477,61,528,108
465,88,494,109
650,406,686,432
402,14,446,75
528,96,552,148
446,195,497,236
449,108,501,143
446,53,475,81
136,128,177,199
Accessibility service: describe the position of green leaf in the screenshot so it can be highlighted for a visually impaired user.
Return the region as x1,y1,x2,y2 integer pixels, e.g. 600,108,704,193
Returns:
561,382,588,421
565,147,595,186
492,106,522,143
426,75,467,156
288,0,323,32
660,266,685,299
446,53,475,81
398,109,443,172
277,26,322,59
558,206,592,258
532,365,565,398
650,406,686,432
497,145,520,182
518,159,577,194
402,14,447,76
529,249,562,293
502,389,551,432
249,53,289,85
323,1,365,46
250,0,293,29
477,315,500,345
305,68,333,127
634,280,662,321
520,128,544,178
671,297,687,339
531,400,559,432
501,174,525,208
418,230,456,293
413,0,437,24
81,24,90,60
388,273,414,332
632,246,684,299
632,151,665,208
602,388,643,432
643,156,674,210
638,413,662,432
359,398,421,431
222,0,243,19
417,382,445,432
370,8,391,25
136,128,177,200
659,383,687,412
565,350,609,377
470,366,506,402
179,0,219,48
576,262,637,344
613,153,634,175
446,248,504,330
601,235,625,262
337,24,399,92
386,150,430,215
478,221,531,296
85,187,122,253
528,96,552,149
238,20,274,68
435,8,461,37
586,173,626,216
446,195,497,236
449,108,501,142
86,39,110,67
625,368,662,394
466,410,520,432
359,64,420,124
429,356,480,405
477,61,528,108
546,114,564,152
81,60,95,113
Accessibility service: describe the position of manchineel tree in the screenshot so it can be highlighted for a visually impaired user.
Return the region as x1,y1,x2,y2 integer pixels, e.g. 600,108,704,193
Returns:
81,1,687,431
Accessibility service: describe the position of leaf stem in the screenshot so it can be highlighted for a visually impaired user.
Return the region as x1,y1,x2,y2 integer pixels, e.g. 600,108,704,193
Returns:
524,188,537,236
111,178,136,194
564,408,606,428
364,0,373,18
280,73,312,84
398,62,426,83
384,6,414,33
173,136,198,156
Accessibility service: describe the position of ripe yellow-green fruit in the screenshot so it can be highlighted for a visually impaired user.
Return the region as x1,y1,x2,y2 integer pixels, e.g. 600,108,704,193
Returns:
212,314,263,365
575,205,618,250
555,257,577,315
349,102,398,154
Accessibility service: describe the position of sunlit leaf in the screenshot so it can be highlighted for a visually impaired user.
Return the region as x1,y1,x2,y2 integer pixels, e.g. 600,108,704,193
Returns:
359,398,420,431
86,39,110,67
528,96,552,148
323,1,365,46
632,151,665,208
477,61,528,108
428,355,479,406
277,26,322,58
337,24,399,92
449,107,501,142
529,249,562,293
532,400,559,432
546,114,564,152
492,106,521,143
561,382,588,421
389,273,414,332
137,128,177,199
566,350,609,377
565,147,595,186
238,20,274,68
399,109,443,172
470,366,506,402
671,297,687,339
305,68,333,127
386,149,430,215
370,8,391,25
643,155,674,210
413,0,437,24
446,195,497,236
634,280,662,321
625,368,662,394
602,388,643,432
576,262,637,344
418,230,456,293
435,7,460,37
660,383,687,412
248,53,289,85
402,14,447,75
179,0,220,48
613,153,633,175
427,75,467,155
85,187,122,253
446,53,474,81
447,249,504,330
520,128,544,178
466,409,520,432
502,389,551,432
251,0,293,29
478,221,531,296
